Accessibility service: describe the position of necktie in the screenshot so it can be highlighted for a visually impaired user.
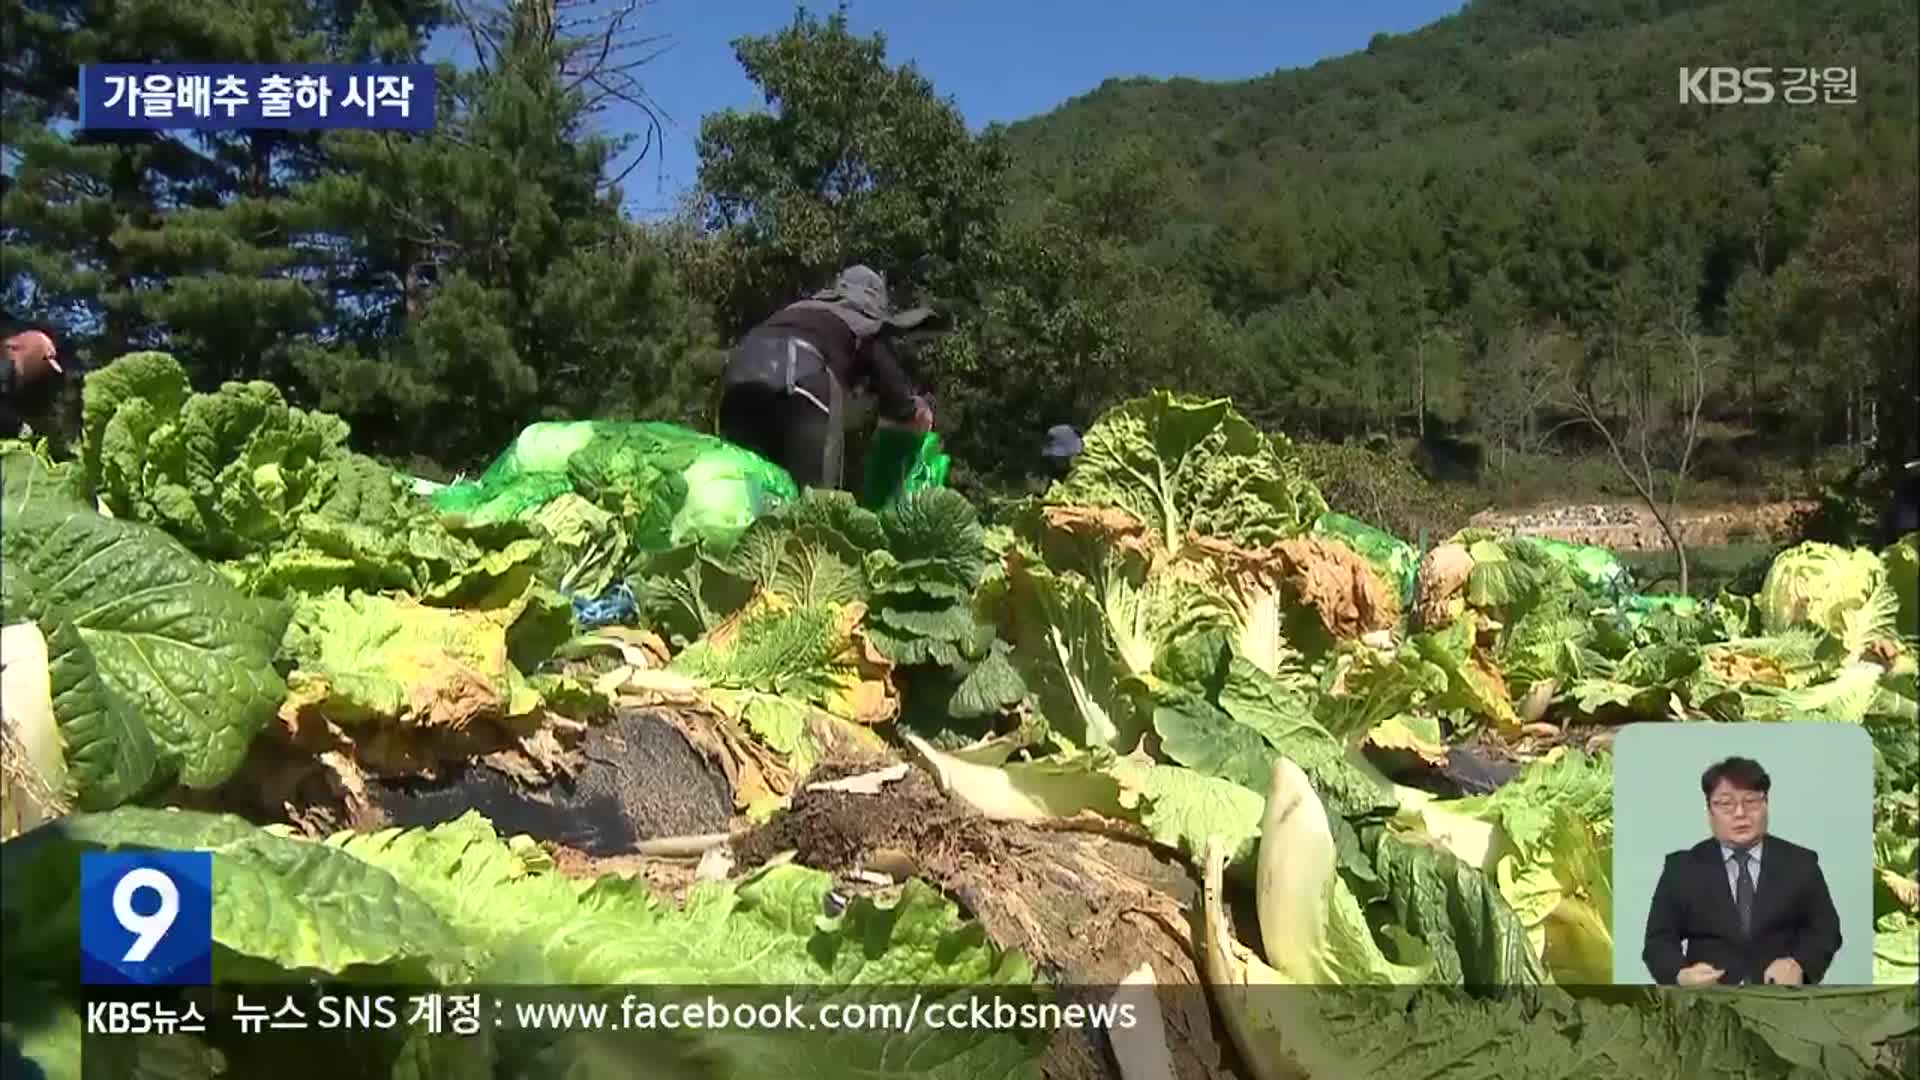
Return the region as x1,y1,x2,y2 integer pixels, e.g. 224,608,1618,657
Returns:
1732,849,1755,936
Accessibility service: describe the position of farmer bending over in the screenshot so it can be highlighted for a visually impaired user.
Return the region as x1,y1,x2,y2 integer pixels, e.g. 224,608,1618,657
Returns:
716,265,935,490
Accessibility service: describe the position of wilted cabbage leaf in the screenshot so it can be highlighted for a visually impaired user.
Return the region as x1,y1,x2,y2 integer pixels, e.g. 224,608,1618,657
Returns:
2,809,1049,1080
1887,534,1918,641
1043,390,1326,554
1410,615,1520,733
999,550,1151,751
1401,748,1616,983
277,588,564,755
1109,752,1266,864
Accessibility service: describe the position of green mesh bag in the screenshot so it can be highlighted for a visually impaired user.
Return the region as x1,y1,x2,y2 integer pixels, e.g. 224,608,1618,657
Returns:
860,427,951,511
1623,593,1700,617
567,423,799,552
432,422,602,523
1618,592,1701,632
432,421,797,553
1523,536,1636,601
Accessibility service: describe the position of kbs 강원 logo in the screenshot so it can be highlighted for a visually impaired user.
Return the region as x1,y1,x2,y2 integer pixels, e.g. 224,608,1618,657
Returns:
80,852,213,985
1678,67,1859,106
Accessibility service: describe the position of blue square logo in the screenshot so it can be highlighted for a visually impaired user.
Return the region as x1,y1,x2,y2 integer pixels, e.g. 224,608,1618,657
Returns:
80,851,213,985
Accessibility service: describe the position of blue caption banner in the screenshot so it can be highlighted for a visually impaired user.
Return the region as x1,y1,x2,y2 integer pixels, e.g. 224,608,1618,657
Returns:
79,64,435,131
80,851,214,986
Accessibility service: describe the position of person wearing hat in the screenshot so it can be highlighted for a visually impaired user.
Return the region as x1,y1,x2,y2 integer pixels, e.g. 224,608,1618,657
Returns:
0,320,66,440
716,265,935,490
1041,424,1082,478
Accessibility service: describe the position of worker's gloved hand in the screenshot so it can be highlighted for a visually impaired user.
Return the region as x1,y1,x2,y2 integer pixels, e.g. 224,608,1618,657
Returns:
910,396,934,434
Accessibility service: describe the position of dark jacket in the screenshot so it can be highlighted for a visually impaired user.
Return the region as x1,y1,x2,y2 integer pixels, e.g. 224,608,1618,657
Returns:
0,354,21,434
738,304,919,424
1642,835,1843,985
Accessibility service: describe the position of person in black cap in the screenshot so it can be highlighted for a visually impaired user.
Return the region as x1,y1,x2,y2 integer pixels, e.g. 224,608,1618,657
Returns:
1041,424,1082,479
716,266,935,490
0,318,67,440
1044,422,1090,468
1020,423,1083,494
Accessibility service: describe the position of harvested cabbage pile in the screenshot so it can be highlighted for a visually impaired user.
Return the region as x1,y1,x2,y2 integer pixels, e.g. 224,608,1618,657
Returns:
4,360,1916,1079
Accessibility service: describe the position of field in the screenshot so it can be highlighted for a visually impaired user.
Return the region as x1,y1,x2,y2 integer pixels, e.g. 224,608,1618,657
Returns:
2,1,1917,1077
2,362,1916,1079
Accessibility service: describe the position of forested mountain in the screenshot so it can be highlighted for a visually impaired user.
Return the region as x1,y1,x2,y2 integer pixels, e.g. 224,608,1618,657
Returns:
975,0,1916,488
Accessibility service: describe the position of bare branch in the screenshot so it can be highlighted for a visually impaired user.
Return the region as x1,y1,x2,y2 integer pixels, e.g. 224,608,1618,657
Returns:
451,0,675,192
1566,374,1660,513
451,0,505,76
1559,260,1710,593
607,121,661,186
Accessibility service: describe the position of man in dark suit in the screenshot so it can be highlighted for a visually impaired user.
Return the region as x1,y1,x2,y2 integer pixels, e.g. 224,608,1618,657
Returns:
1642,756,1843,986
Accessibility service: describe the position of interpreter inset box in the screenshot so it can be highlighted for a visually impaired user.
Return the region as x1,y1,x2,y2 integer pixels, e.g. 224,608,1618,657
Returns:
1612,722,1873,986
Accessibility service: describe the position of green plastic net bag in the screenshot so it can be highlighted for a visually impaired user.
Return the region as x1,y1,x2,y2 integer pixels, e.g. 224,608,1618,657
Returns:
432,421,603,523
432,420,798,553
1313,512,1420,602
663,437,801,551
1618,592,1702,632
1523,535,1636,601
861,427,951,510
1623,593,1701,618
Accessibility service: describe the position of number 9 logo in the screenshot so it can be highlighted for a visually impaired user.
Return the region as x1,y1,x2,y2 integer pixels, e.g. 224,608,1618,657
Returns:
80,850,212,985
113,867,181,963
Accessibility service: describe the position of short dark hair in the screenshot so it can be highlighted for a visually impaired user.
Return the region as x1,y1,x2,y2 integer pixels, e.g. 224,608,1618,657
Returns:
1701,756,1771,800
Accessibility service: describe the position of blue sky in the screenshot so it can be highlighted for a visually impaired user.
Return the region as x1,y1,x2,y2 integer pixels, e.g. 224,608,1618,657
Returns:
434,1,1469,217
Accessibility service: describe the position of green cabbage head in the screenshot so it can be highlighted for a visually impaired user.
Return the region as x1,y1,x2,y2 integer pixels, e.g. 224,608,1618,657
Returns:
1760,541,1887,638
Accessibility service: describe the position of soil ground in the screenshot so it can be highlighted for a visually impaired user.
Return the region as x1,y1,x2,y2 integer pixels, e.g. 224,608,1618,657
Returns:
365,709,736,855
321,706,1247,1078
732,757,1239,1080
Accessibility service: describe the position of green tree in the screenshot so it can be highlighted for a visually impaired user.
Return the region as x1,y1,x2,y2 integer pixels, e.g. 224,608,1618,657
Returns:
920,131,1265,489
916,217,1130,486
1772,166,1920,543
285,0,714,465
683,5,1011,337
0,0,443,384
1789,170,1919,473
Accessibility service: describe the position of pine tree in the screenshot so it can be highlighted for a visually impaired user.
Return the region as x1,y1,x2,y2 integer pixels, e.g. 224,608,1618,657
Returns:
287,0,716,466
0,0,445,384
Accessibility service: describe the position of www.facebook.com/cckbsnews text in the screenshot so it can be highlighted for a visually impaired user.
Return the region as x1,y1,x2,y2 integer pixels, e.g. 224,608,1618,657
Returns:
542,993,1136,1034
86,990,1141,1038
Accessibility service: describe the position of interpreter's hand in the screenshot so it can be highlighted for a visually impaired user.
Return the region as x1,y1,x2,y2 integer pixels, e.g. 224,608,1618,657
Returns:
1763,957,1803,985
1675,962,1725,987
